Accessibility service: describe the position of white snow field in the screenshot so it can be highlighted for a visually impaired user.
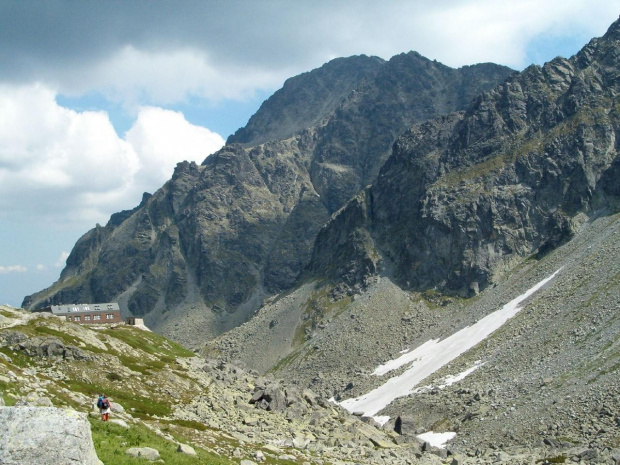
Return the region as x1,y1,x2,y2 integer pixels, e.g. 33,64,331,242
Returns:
338,269,561,423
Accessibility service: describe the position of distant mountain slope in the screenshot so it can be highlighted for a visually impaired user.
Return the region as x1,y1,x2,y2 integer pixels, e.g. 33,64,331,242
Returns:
23,52,513,346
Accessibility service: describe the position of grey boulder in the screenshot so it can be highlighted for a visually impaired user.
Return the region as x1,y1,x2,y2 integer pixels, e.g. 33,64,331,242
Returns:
126,446,160,461
0,406,100,465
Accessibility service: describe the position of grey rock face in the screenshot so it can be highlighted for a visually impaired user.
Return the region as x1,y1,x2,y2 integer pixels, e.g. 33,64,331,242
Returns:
0,407,100,465
110,401,125,413
310,17,620,297
109,418,129,429
15,336,92,361
228,55,386,147
23,51,512,347
249,382,289,412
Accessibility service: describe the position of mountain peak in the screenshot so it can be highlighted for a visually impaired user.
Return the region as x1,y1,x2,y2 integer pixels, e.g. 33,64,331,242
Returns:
603,15,620,39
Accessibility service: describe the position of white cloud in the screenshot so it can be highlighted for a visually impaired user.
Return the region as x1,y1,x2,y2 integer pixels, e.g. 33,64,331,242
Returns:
0,265,27,274
126,106,225,186
12,0,618,109
54,252,70,268
0,84,225,229
56,46,289,110
36,264,46,271
406,0,620,68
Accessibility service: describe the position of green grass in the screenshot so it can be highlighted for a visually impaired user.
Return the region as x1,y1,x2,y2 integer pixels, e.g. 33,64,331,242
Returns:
270,350,301,373
0,347,35,368
33,324,84,346
115,353,166,375
160,418,209,431
63,379,172,419
89,417,232,465
2,395,17,406
292,285,352,347
0,376,18,406
101,326,194,358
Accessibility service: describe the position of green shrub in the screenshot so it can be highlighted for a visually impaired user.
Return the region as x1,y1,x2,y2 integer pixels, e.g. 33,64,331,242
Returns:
536,455,567,464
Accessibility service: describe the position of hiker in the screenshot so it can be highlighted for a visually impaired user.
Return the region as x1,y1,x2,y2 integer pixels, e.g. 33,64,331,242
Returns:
97,394,111,421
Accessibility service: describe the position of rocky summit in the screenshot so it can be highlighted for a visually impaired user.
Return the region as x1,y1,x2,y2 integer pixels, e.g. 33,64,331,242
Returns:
12,14,620,465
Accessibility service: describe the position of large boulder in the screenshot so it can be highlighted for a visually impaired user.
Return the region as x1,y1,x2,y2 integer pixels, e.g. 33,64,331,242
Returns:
0,407,100,465
249,383,288,412
126,447,160,461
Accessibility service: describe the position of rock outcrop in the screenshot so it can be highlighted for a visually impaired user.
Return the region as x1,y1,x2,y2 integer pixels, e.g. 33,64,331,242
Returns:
0,407,100,465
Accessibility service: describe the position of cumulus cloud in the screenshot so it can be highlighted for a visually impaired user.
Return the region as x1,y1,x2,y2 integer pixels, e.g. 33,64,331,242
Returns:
404,0,619,67
126,106,225,185
77,47,286,109
54,252,70,268
0,84,224,228
0,265,27,274
1,1,618,108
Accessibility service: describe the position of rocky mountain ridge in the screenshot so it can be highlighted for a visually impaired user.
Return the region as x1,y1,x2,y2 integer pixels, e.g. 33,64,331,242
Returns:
22,51,514,346
202,17,620,463
309,16,620,298
206,188,620,465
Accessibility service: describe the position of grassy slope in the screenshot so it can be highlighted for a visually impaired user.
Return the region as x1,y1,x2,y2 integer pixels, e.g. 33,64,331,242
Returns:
0,309,233,464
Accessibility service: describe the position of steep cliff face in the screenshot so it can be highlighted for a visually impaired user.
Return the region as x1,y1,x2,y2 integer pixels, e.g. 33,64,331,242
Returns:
311,18,620,297
23,52,513,345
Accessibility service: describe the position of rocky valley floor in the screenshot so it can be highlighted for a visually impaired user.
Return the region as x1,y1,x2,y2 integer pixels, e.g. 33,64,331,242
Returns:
2,214,620,464
207,212,620,464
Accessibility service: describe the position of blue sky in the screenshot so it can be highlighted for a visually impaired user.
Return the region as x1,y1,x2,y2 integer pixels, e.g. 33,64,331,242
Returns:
1,1,619,307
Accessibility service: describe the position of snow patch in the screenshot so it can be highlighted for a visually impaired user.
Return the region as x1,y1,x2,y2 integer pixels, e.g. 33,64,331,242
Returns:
417,431,456,449
338,269,561,418
373,415,391,426
374,339,437,376
438,361,484,388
